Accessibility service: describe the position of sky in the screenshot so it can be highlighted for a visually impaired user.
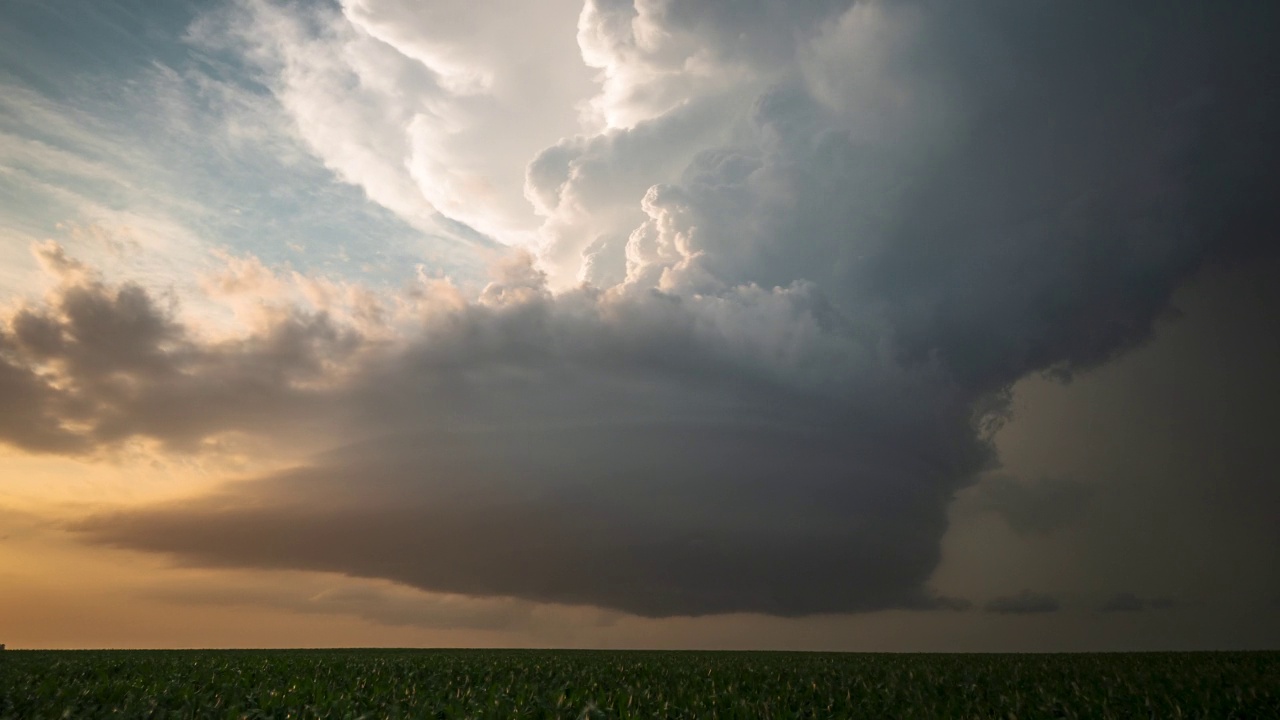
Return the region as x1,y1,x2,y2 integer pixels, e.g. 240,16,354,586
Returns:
1,0,1278,651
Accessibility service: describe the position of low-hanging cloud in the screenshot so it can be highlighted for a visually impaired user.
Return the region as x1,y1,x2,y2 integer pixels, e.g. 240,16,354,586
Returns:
65,252,989,617
5,0,1276,618
144,576,556,633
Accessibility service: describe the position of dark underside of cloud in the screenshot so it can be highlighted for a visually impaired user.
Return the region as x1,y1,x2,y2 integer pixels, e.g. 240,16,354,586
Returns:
80,428,958,617
8,0,1280,617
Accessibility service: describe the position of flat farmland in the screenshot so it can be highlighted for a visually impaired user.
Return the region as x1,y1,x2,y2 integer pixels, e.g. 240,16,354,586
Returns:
2,649,1277,719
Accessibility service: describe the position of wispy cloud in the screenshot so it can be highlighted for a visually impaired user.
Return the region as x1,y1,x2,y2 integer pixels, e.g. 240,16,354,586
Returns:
0,36,490,307
189,0,593,249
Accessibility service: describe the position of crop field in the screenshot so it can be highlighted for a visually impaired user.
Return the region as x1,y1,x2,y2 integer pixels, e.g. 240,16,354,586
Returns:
2,649,1277,719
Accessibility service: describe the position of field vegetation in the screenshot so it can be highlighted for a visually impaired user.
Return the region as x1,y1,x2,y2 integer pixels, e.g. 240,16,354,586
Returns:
2,649,1277,718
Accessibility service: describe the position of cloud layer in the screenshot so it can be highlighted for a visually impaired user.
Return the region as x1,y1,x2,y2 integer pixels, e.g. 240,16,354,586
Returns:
56,250,985,616
2,0,1276,619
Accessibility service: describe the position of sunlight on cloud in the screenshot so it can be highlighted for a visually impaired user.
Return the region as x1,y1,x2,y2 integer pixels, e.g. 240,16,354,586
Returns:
1,0,1278,650
191,0,594,250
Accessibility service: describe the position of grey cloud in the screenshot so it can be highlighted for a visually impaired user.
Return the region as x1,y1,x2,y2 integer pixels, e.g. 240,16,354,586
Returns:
972,475,1094,537
0,331,89,454
930,261,1280,643
1101,594,1177,613
1101,593,1144,613
145,580,543,632
0,265,357,455
867,0,1277,391
71,263,990,617
927,596,973,612
985,591,1061,615
700,1,1269,388
78,414,981,617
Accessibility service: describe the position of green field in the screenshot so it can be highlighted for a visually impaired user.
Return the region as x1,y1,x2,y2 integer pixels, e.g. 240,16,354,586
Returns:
2,649,1277,719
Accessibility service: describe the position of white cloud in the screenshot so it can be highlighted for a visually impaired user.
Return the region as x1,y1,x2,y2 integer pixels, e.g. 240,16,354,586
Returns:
525,93,741,287
193,0,595,250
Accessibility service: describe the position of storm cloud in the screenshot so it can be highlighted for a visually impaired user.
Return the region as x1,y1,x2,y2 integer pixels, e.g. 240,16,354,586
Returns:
67,257,987,617
4,0,1276,618
972,475,1094,537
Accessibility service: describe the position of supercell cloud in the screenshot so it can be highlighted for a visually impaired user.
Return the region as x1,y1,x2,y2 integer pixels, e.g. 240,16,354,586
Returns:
2,0,1276,618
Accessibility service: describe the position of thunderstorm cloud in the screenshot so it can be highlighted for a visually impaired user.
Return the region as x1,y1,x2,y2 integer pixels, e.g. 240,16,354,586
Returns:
0,0,1274,622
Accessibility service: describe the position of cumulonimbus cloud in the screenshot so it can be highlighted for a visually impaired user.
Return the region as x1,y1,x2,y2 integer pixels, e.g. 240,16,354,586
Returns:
3,0,1276,618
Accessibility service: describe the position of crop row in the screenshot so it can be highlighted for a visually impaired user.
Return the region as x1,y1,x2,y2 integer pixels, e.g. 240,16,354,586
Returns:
2,649,1277,719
